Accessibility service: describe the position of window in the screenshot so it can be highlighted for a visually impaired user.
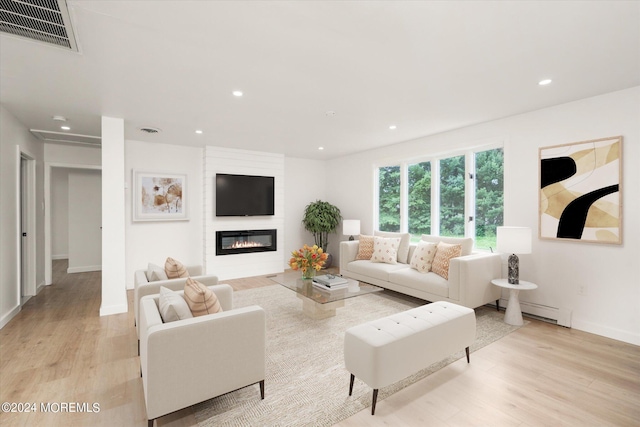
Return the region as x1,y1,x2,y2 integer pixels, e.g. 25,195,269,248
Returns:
375,145,503,250
474,148,504,250
408,162,431,241
439,155,465,237
378,165,401,232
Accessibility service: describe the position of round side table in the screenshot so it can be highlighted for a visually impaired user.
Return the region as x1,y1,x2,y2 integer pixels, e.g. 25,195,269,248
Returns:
491,279,538,326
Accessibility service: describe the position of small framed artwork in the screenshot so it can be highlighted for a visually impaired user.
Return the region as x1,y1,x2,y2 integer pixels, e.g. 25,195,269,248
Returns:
133,170,188,221
539,136,622,244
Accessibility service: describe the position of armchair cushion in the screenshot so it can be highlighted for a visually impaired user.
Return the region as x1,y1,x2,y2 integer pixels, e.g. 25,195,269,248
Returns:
165,257,189,279
147,263,168,282
158,286,193,323
184,278,222,316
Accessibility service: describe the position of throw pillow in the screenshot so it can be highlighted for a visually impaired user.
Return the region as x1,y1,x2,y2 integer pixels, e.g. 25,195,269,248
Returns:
431,242,462,280
146,263,168,282
184,278,223,317
371,236,401,265
165,257,189,279
409,241,438,273
374,231,411,263
158,286,193,323
356,235,375,260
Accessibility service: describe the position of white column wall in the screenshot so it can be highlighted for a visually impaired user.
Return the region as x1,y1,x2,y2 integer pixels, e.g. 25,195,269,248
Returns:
100,116,127,316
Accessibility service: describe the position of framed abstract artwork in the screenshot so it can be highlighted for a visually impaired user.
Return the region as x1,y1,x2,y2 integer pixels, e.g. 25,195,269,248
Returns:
133,170,188,221
539,136,622,244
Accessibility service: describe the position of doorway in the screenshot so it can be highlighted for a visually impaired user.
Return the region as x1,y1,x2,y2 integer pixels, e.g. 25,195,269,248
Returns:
19,150,36,304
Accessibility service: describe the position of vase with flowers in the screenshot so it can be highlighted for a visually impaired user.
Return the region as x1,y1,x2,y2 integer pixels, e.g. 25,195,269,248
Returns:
289,244,328,280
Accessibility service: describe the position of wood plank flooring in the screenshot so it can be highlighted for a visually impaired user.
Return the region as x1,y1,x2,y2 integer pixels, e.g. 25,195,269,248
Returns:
0,261,638,426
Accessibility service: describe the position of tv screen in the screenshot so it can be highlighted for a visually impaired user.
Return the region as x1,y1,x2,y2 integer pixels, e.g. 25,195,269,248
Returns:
216,174,275,216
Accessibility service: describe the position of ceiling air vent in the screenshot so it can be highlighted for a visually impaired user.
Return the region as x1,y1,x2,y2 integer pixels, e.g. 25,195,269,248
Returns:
139,127,161,134
0,0,79,52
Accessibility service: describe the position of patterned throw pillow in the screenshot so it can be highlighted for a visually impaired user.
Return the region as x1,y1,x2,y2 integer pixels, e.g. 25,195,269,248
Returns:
409,241,438,273
371,236,401,265
184,278,223,317
356,235,375,260
158,286,193,323
431,242,462,279
165,257,189,279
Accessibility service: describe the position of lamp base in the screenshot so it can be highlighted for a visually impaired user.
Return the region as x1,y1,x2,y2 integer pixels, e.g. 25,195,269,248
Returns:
507,253,520,284
348,235,355,241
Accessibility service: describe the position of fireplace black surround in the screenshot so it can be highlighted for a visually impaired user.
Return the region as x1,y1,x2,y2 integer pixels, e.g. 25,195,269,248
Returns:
216,229,277,256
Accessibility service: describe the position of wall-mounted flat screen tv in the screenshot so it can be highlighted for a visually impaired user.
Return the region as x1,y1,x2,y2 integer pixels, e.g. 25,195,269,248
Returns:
216,173,275,216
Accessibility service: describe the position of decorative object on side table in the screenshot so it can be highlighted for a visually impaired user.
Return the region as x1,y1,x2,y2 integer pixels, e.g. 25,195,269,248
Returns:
302,200,342,268
343,220,361,241
289,244,328,280
497,226,532,284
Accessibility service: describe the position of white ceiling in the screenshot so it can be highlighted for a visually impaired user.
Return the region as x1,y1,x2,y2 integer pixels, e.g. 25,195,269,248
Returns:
1,1,639,159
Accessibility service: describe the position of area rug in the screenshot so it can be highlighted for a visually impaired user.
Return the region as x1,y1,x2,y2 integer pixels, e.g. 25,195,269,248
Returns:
194,285,524,427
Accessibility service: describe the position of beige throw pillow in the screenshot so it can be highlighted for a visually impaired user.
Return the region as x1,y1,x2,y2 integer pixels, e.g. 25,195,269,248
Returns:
371,236,401,265
184,278,223,317
165,257,189,279
431,242,462,280
356,235,375,260
410,241,438,273
374,231,411,263
158,286,193,323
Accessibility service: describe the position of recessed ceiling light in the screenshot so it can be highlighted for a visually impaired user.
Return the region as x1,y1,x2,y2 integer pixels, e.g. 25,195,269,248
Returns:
60,125,71,131
233,91,243,97
318,147,324,150
538,79,552,86
195,129,203,134
389,125,397,130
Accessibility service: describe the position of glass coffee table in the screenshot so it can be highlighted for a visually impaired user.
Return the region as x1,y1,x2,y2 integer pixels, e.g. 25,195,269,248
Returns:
269,273,383,319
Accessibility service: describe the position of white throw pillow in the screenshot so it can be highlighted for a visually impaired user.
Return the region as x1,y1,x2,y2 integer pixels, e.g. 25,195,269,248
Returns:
374,231,411,263
158,286,193,323
410,241,438,273
371,236,401,265
146,263,168,282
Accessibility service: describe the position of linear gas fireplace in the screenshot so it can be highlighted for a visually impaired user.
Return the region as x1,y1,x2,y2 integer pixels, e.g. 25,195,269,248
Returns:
216,229,277,256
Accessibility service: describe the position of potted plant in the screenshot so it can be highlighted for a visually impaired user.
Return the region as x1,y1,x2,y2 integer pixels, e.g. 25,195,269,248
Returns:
302,200,342,268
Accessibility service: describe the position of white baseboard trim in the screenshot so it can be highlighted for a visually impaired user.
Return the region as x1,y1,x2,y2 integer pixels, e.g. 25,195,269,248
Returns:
571,318,640,346
52,254,68,260
100,303,128,317
67,265,102,274
36,281,46,294
0,305,21,330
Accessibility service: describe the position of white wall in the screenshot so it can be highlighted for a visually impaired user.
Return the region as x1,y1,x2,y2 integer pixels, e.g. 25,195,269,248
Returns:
204,147,284,280
326,87,640,345
67,169,102,273
51,168,69,259
283,157,329,267
125,140,204,289
0,106,45,329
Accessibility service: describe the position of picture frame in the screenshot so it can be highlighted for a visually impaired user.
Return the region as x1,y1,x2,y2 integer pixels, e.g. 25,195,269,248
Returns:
133,170,188,221
539,136,622,244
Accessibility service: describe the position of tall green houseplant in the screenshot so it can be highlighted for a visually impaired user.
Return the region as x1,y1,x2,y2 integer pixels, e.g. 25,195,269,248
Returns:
302,200,342,254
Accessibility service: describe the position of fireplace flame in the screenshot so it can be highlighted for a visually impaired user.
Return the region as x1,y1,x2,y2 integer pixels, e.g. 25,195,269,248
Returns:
226,240,266,249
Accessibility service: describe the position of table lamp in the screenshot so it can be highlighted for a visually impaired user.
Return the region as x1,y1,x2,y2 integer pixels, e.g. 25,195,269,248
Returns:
496,226,532,284
343,220,360,241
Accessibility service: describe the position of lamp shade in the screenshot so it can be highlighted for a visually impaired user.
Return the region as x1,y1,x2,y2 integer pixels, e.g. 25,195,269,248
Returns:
497,226,531,254
343,220,361,236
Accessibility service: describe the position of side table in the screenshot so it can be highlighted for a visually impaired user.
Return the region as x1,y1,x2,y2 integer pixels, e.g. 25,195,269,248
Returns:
491,279,538,326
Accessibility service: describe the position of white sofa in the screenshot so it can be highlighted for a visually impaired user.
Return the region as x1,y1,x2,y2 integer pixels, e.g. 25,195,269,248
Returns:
139,284,266,426
340,234,501,309
133,265,219,339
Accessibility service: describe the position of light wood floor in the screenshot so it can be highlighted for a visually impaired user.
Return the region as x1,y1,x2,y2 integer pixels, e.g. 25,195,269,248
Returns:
0,261,638,426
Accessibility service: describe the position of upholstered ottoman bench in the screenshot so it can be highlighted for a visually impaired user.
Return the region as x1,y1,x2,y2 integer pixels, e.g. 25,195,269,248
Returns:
344,301,476,414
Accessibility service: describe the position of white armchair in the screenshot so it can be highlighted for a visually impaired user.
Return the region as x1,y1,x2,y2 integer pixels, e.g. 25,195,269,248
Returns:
139,284,266,426
133,265,218,339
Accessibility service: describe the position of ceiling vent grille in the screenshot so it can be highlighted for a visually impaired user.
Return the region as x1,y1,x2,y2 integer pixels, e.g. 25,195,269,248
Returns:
0,0,79,51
